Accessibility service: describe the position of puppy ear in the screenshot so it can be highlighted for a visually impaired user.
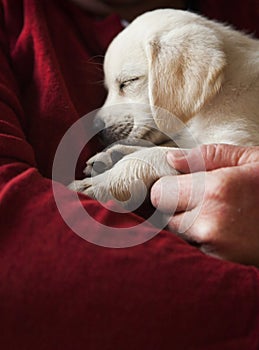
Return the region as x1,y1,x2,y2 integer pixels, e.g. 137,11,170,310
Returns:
146,24,226,132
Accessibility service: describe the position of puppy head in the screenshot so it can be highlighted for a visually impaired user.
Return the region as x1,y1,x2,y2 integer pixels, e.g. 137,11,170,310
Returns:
96,9,226,143
96,27,156,145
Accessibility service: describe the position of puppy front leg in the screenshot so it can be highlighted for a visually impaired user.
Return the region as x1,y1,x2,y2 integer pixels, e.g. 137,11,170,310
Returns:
70,146,180,209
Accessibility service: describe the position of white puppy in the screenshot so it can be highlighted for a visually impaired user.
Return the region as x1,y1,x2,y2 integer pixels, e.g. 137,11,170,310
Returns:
70,9,259,208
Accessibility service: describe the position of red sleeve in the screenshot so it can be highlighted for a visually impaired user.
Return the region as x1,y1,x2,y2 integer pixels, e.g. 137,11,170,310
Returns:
0,1,259,349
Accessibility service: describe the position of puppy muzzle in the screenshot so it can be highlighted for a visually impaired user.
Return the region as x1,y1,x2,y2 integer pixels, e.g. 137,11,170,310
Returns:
93,115,134,145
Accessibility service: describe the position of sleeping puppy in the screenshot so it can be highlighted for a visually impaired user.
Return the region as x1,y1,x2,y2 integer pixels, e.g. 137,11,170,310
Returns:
70,9,259,208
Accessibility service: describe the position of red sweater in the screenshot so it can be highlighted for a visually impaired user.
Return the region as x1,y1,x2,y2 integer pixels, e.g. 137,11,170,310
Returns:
0,1,259,349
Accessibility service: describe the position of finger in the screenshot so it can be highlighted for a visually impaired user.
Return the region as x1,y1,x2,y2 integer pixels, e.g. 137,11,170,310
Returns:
167,208,220,256
167,207,230,261
166,147,206,173
151,173,205,214
167,144,259,173
166,207,203,245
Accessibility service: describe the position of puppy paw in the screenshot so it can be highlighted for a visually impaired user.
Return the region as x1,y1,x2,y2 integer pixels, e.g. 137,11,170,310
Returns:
84,144,144,177
72,147,179,209
82,164,151,208
84,149,125,177
68,178,92,193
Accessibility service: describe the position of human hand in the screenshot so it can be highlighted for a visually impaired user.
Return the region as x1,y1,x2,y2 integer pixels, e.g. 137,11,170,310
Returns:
151,144,259,267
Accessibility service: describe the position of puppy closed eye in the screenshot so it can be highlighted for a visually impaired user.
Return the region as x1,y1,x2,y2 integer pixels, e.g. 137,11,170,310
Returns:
119,77,140,93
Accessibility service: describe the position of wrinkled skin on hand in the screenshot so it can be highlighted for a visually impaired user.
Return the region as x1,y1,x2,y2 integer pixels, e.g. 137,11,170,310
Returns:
151,144,259,267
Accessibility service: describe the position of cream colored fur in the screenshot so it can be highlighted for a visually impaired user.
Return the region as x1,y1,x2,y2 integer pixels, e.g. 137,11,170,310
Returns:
70,9,259,207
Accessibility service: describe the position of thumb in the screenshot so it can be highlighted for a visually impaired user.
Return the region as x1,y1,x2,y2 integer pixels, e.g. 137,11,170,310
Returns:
167,144,259,173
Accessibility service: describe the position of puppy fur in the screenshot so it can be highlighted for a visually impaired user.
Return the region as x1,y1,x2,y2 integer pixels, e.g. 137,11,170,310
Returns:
70,9,259,206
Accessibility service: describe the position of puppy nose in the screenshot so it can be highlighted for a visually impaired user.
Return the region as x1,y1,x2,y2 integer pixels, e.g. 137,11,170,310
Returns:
93,117,105,133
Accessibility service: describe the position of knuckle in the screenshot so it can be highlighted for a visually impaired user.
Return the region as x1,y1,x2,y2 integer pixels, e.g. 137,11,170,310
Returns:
193,219,215,242
198,144,236,169
199,144,218,166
